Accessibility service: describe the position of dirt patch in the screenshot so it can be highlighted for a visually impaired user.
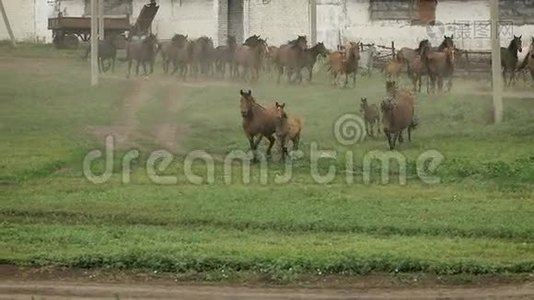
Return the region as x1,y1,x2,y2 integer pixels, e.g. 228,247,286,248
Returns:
86,77,191,153
1,265,534,300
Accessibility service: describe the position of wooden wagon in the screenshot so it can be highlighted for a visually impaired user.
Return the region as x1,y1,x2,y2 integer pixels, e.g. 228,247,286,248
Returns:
48,1,159,48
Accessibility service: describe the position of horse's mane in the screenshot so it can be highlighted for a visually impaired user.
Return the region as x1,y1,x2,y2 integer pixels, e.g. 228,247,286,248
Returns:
417,40,430,53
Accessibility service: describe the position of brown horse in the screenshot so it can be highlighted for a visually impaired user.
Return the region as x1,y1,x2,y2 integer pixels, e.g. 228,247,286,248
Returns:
126,34,159,78
384,57,403,81
501,35,523,86
274,102,302,161
214,35,237,77
327,41,360,88
397,39,431,73
159,34,188,76
421,43,455,93
83,35,120,73
299,42,329,82
233,35,268,82
381,81,416,150
360,97,380,137
273,35,308,84
191,36,215,77
240,89,277,161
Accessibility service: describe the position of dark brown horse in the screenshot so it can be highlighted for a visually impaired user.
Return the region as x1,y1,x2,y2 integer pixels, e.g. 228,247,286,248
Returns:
214,35,237,77
273,35,308,84
233,35,268,82
191,36,215,77
83,35,120,73
159,34,188,76
501,35,523,86
327,41,360,88
299,42,329,82
126,34,159,78
240,89,277,161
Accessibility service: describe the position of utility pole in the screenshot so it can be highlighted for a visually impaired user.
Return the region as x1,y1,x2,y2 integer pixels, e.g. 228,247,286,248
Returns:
490,0,502,123
91,0,99,86
309,0,317,45
0,0,16,47
98,0,104,40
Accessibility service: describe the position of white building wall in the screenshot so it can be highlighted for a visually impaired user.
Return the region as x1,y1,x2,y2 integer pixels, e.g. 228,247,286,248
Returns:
0,0,35,41
246,0,310,46
134,0,218,44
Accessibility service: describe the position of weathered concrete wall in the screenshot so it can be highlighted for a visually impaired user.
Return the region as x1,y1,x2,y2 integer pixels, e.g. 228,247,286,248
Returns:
246,0,311,46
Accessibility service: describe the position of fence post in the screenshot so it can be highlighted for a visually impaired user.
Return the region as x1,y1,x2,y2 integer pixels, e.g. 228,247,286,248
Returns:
391,41,395,59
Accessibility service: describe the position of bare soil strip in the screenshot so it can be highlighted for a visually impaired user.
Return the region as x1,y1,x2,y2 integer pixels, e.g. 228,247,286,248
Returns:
1,280,534,300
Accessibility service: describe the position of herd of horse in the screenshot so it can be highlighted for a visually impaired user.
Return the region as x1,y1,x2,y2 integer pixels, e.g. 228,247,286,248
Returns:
83,33,533,155
240,78,417,159
86,32,534,93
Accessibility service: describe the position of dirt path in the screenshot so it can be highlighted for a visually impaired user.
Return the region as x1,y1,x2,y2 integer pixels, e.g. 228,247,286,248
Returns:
88,77,190,153
1,280,534,300
1,266,534,300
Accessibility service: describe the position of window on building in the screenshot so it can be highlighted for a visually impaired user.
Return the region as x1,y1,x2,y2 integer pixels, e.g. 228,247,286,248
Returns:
369,0,437,25
499,0,534,25
84,0,133,16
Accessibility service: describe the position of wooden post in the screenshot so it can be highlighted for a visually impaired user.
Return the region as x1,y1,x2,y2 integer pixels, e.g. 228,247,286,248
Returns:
0,0,16,47
391,41,395,59
490,0,502,123
309,0,317,45
98,0,104,40
91,0,98,86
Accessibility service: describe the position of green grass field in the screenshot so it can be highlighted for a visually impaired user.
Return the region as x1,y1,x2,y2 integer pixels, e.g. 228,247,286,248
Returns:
1,44,533,282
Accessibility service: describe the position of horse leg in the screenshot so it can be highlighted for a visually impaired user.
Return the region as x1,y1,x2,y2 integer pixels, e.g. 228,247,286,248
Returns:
510,70,517,86
408,127,412,142
352,72,356,88
135,60,140,76
142,61,148,76
266,135,276,158
308,67,313,82
447,77,453,92
344,73,349,88
111,58,115,73
438,76,444,93
385,131,394,150
287,67,293,84
293,135,300,151
127,60,132,78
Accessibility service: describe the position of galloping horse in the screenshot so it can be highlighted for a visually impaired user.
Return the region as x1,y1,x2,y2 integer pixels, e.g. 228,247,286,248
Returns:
214,35,237,77
501,35,523,86
327,41,360,88
126,34,159,78
405,39,432,93
299,42,329,82
191,36,215,77
84,35,120,73
273,35,308,84
421,43,456,93
233,35,269,82
159,34,188,76
240,89,277,161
